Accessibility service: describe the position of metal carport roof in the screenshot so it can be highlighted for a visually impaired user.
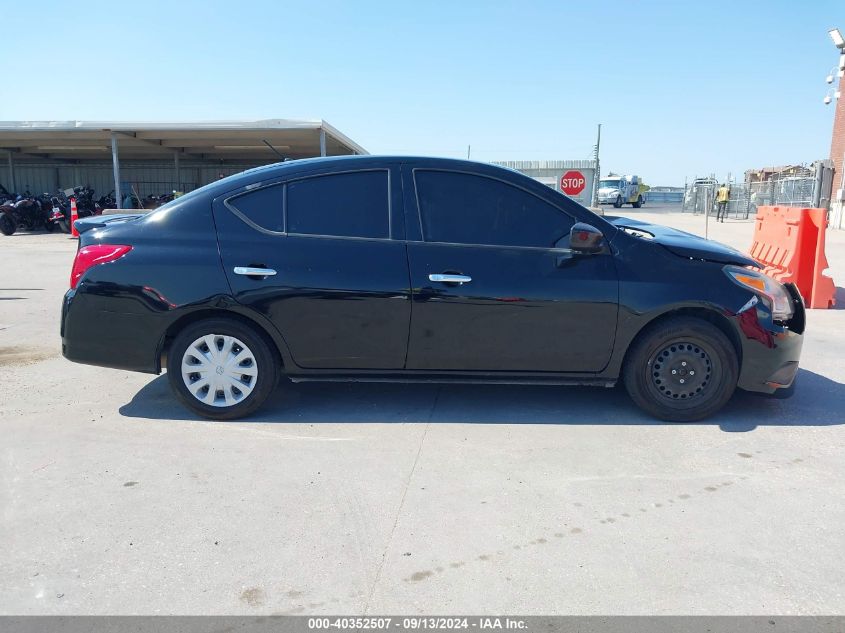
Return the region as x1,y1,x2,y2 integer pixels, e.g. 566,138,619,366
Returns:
0,119,367,208
0,119,367,162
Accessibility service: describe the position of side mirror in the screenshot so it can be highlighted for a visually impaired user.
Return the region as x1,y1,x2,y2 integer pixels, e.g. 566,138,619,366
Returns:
569,222,604,254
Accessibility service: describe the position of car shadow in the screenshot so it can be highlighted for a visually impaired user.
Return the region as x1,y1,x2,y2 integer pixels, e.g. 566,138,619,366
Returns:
118,368,844,431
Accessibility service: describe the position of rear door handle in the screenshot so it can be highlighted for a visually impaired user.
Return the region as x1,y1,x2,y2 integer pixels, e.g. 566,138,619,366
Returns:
429,273,472,284
234,266,277,277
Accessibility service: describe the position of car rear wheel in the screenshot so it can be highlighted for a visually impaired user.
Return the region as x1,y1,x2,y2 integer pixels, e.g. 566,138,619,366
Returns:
623,317,738,422
166,318,279,420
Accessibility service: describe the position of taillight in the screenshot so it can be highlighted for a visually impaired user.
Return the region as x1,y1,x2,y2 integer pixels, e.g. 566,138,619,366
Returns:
70,244,132,289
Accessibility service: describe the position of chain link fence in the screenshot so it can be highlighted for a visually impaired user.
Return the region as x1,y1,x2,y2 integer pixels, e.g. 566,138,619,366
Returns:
682,172,818,219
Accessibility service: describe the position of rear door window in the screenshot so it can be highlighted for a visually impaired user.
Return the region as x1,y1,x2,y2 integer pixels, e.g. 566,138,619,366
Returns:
414,170,574,248
286,170,389,239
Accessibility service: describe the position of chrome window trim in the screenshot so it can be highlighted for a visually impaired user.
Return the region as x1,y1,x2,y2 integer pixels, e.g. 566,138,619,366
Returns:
407,239,574,254
278,232,403,244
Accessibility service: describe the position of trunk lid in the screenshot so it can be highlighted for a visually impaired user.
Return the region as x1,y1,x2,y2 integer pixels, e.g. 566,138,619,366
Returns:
73,213,145,236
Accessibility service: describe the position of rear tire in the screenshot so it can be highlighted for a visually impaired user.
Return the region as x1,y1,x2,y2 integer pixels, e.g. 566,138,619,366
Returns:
633,195,643,209
166,318,279,420
623,317,738,422
0,212,16,236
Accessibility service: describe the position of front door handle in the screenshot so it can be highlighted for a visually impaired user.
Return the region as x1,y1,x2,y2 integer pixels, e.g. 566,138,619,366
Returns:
234,266,277,277
429,273,472,284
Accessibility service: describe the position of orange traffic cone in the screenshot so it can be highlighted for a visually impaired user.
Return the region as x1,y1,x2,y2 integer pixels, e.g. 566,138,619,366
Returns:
70,197,79,238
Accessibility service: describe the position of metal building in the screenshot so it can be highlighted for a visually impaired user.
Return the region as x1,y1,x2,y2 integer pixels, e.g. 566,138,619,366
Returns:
0,119,367,207
493,160,597,207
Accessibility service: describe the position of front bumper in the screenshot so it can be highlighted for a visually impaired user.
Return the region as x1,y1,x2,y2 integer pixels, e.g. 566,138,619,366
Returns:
735,283,805,394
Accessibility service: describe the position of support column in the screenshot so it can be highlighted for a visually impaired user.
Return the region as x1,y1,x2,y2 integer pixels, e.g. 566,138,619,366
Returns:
111,133,122,210
7,151,15,193
319,128,327,157
174,152,181,191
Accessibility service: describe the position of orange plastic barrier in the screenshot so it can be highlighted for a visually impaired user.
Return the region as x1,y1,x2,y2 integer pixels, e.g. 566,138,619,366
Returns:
748,206,835,309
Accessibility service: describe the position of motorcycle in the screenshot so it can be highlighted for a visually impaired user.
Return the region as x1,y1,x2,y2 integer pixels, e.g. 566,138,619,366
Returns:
71,186,101,216
0,194,54,235
48,193,70,233
49,187,103,233
97,190,117,210
141,191,176,209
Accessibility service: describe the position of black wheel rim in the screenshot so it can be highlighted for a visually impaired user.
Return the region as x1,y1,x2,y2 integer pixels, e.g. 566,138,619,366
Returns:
650,342,713,401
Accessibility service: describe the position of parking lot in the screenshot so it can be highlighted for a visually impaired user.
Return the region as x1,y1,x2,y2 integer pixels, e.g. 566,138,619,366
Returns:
2,205,845,615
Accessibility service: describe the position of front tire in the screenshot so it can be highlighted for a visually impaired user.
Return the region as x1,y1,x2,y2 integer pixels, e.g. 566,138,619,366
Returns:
623,317,738,422
613,196,623,209
0,212,16,235
166,318,279,420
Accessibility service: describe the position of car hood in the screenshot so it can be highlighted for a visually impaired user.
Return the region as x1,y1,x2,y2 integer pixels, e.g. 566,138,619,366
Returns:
607,216,760,267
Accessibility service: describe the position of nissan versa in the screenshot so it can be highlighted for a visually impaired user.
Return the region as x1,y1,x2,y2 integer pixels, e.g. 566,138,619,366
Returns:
61,156,805,421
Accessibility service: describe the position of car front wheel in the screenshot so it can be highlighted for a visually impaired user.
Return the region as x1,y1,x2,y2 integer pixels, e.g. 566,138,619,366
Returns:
623,317,738,422
166,318,279,420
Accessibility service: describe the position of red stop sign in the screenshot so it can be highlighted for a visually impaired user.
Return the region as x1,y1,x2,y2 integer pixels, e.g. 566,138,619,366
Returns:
560,170,586,196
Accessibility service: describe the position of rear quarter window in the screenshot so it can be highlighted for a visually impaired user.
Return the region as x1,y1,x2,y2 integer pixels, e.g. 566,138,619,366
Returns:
225,184,284,233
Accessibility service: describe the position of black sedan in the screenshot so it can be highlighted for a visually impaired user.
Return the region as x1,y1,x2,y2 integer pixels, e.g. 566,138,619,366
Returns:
61,156,804,421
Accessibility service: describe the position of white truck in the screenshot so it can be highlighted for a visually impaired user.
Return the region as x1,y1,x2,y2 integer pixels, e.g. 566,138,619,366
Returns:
597,174,648,208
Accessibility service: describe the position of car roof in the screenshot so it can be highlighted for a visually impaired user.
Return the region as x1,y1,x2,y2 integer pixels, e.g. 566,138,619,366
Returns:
239,155,517,178
187,155,537,201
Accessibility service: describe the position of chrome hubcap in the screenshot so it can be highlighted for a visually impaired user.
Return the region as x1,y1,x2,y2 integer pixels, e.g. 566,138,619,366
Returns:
181,334,258,407
651,342,712,400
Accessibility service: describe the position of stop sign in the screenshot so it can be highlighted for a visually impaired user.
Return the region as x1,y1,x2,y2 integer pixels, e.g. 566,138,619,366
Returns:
560,170,586,196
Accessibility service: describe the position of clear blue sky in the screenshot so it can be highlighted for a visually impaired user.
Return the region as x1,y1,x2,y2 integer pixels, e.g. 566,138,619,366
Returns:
1,0,843,185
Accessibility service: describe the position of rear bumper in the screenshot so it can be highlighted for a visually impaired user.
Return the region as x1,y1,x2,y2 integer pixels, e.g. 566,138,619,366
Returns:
61,289,162,374
736,284,805,395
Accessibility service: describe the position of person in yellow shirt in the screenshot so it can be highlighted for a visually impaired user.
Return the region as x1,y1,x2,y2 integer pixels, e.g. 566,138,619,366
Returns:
716,184,730,222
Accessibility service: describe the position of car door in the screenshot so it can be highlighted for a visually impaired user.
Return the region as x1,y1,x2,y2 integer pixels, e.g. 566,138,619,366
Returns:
213,165,411,370
404,167,619,373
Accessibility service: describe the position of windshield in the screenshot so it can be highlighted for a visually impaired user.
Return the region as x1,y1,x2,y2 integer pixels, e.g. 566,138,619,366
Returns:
599,179,622,189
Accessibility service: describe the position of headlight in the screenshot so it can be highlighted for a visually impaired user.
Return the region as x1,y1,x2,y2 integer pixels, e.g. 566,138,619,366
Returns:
724,265,794,321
